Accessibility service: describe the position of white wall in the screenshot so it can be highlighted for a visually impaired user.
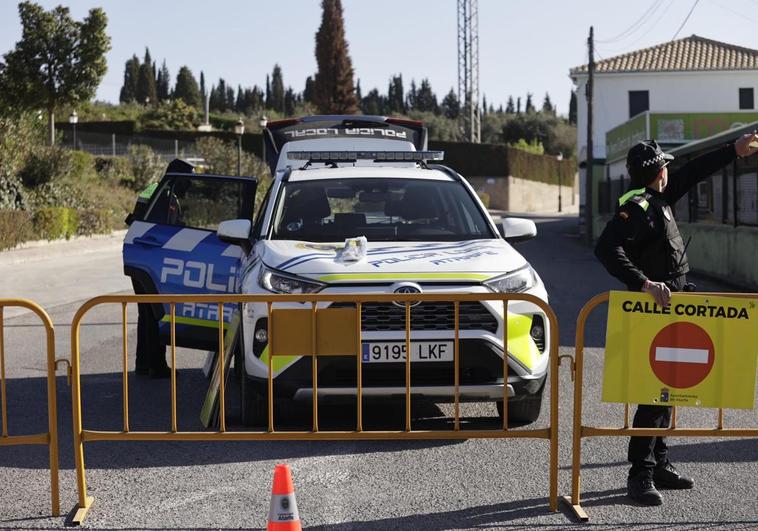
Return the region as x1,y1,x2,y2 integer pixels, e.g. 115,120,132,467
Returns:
573,69,758,162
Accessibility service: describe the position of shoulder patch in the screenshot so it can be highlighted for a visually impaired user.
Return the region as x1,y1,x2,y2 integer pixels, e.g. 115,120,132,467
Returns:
618,211,630,221
628,196,650,211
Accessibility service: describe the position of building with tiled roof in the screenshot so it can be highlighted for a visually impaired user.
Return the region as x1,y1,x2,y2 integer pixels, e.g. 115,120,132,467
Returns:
570,35,758,75
569,35,758,238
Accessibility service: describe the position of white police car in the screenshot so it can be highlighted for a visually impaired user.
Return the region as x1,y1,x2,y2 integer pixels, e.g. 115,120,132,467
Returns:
214,115,551,426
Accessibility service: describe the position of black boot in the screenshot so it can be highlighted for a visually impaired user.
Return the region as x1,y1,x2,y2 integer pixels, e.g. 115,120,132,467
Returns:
654,461,694,489
627,473,663,506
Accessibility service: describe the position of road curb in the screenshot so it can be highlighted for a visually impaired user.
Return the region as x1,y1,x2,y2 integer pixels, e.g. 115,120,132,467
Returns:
0,230,127,266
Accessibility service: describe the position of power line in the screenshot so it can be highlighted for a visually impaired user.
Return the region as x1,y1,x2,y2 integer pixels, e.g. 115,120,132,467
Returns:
596,0,664,44
597,0,675,55
672,0,701,40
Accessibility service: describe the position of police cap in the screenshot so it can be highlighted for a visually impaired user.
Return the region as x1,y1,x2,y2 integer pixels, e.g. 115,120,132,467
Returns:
626,139,674,186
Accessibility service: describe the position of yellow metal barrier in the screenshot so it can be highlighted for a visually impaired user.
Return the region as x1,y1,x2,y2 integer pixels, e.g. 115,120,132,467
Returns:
0,299,61,517
563,291,758,522
70,292,562,524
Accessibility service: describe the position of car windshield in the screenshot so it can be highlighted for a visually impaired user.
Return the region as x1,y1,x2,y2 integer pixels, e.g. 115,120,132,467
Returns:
270,178,495,242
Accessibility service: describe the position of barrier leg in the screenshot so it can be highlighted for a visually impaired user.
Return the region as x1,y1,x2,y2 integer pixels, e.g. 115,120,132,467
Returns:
70,309,94,525
45,318,60,517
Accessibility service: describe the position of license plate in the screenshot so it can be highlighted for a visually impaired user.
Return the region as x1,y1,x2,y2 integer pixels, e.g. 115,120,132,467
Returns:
361,342,454,363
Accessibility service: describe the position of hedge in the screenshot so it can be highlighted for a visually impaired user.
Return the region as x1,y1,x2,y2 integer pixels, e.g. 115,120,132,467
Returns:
76,208,114,236
0,210,33,250
33,207,79,241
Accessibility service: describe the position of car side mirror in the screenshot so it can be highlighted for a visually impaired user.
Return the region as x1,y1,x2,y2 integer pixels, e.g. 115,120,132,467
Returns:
217,219,252,253
499,217,537,243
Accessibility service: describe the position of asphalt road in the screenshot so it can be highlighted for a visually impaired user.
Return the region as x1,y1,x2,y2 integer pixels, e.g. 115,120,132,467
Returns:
1,215,757,530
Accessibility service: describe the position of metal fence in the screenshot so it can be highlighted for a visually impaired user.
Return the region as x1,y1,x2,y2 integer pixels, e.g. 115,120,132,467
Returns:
0,299,65,517
68,292,563,524
563,291,758,522
60,130,204,163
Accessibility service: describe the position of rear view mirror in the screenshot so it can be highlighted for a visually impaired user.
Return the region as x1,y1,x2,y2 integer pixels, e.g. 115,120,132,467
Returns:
217,219,252,252
500,217,537,243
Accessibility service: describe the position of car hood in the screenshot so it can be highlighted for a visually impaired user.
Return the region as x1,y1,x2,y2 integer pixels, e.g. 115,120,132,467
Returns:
257,239,527,283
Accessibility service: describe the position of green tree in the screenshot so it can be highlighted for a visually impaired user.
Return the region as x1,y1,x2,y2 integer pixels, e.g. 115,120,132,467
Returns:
119,55,140,103
0,2,110,145
415,79,438,114
199,71,206,105
542,92,554,115
303,76,315,104
314,0,358,113
568,90,577,125
270,64,285,113
140,99,199,130
440,88,460,119
387,75,405,114
284,87,296,116
505,96,515,114
525,93,535,113
136,48,157,105
156,60,170,101
360,88,385,115
173,66,201,108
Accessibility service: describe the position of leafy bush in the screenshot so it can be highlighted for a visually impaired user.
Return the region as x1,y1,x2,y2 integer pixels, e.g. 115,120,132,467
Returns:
76,208,114,236
95,156,133,186
508,138,544,155
19,146,75,188
194,136,271,211
0,113,45,209
33,207,79,240
140,99,199,130
0,210,33,250
125,144,163,191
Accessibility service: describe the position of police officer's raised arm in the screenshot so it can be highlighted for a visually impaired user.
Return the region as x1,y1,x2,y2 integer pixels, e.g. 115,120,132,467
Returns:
594,204,649,292
663,132,758,204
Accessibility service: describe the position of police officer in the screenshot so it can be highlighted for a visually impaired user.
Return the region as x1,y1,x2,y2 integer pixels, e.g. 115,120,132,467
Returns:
595,133,758,506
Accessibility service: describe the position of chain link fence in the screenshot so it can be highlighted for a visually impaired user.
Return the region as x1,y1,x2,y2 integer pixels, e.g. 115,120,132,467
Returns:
60,130,205,164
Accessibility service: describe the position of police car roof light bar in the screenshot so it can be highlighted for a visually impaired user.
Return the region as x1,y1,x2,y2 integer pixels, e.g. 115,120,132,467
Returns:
286,150,444,163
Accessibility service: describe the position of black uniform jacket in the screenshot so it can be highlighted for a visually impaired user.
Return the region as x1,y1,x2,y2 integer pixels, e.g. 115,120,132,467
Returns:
595,143,737,291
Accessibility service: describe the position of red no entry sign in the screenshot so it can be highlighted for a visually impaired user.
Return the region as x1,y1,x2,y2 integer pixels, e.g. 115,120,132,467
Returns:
648,322,715,389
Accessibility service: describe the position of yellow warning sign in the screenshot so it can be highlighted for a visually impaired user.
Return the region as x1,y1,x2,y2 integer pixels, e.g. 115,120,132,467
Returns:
603,291,758,409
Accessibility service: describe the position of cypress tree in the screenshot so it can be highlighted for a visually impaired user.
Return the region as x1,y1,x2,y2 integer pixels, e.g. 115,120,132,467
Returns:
200,71,206,104
284,87,296,116
173,66,201,108
303,76,315,103
119,55,140,103
441,88,460,119
157,60,170,101
481,94,488,116
516,96,522,114
542,92,554,115
265,74,271,109
387,75,404,114
270,64,285,112
136,48,157,104
505,96,515,114
314,0,358,113
525,93,535,113
568,90,577,125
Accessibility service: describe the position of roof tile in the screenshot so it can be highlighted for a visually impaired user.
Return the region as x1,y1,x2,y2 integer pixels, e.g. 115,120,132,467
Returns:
571,35,758,75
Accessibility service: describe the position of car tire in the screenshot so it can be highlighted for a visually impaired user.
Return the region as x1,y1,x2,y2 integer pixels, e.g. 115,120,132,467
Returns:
496,389,544,425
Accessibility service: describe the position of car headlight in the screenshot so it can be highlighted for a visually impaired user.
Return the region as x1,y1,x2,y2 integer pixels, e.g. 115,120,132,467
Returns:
258,266,325,294
484,265,536,293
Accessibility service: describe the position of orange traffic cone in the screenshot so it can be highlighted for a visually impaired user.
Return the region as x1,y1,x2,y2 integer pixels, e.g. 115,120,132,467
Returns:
267,463,302,531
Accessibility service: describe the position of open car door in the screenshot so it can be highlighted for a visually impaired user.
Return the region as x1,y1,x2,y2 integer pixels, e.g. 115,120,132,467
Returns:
123,169,257,350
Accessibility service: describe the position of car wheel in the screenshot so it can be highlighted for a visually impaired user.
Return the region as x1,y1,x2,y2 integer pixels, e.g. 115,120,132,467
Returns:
496,389,544,425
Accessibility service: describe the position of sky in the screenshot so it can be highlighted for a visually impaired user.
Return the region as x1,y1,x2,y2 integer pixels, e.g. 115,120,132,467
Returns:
2,0,758,116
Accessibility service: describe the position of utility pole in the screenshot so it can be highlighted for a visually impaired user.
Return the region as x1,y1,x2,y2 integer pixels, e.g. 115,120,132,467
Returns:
584,26,595,243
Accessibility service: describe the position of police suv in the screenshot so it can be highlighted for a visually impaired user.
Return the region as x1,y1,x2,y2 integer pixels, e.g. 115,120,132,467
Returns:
123,115,551,426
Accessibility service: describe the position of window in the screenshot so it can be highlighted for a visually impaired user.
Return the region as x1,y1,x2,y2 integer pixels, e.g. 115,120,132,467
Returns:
629,90,649,118
739,88,754,110
271,178,495,242
146,176,255,230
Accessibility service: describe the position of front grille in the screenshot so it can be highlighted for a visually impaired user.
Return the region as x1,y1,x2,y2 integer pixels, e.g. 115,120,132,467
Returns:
331,301,498,333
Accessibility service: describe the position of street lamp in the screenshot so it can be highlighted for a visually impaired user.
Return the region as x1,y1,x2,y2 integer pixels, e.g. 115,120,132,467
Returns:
259,115,268,166
234,117,245,176
556,152,564,213
69,110,78,149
